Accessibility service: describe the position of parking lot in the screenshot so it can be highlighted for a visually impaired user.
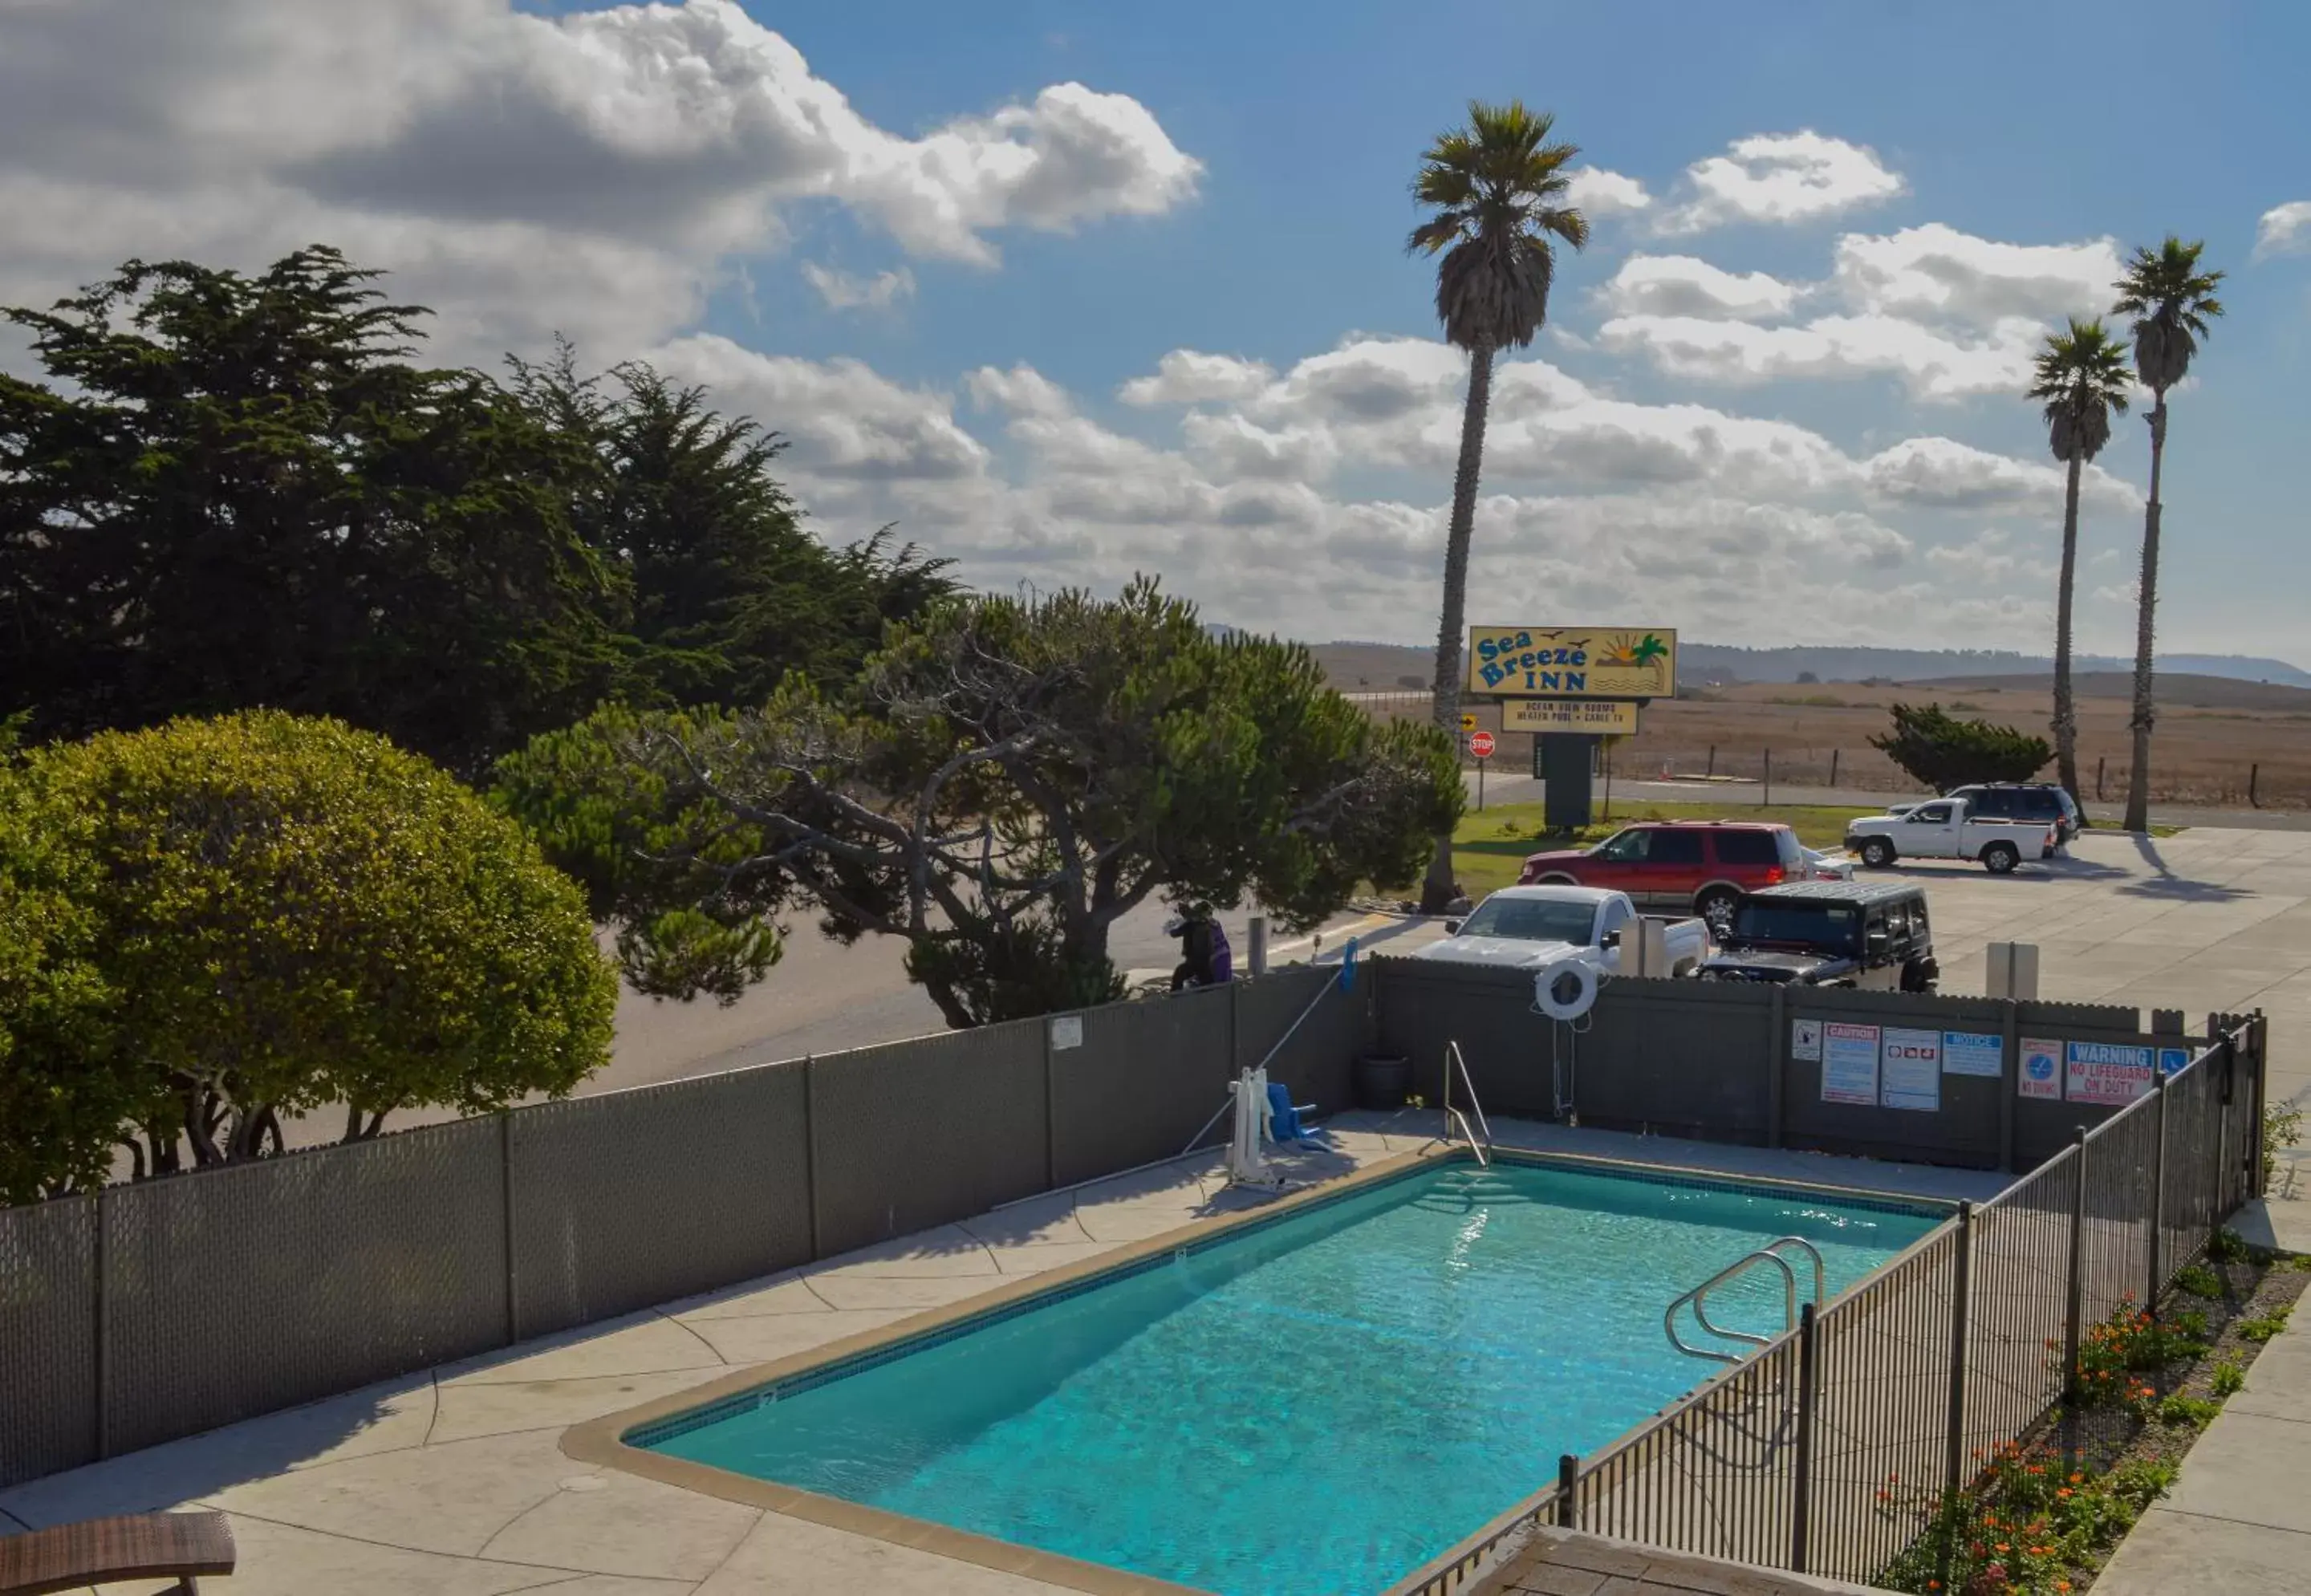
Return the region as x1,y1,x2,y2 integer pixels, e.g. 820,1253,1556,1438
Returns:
1350,822,2311,1238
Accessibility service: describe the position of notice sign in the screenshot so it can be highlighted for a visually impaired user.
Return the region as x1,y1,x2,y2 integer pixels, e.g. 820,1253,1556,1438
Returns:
2067,1042,2155,1107
1050,1014,1084,1051
2019,1038,2063,1099
1943,1031,2004,1079
1504,699,1641,735
1792,1018,1824,1062
1822,1022,1881,1106
1881,1028,1943,1112
2160,1047,2192,1078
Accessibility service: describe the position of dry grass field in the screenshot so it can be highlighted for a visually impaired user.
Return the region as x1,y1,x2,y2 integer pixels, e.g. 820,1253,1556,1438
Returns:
1321,645,2311,808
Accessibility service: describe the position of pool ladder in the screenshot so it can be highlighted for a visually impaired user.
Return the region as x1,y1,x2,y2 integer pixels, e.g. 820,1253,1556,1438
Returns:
1663,1237,1826,1364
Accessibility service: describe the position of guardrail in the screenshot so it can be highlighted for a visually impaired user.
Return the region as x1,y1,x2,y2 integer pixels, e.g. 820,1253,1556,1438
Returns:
1387,1013,2265,1594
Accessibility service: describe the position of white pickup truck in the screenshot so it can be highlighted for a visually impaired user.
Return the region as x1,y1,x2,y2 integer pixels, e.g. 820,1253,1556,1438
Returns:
1844,798,2060,875
1411,885,1708,975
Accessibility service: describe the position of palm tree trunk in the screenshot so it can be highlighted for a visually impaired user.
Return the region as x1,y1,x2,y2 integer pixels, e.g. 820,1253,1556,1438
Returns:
2122,397,2167,833
2053,450,2084,811
1420,343,1495,912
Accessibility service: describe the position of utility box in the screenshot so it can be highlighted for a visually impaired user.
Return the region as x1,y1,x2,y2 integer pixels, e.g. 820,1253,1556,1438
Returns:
1986,941,2041,1000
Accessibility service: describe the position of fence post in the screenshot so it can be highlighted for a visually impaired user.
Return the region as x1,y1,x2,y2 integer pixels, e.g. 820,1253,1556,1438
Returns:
1830,748,1840,787
1768,985,1788,1150
1998,1000,2020,1173
2252,1015,2269,1200
1557,1453,1578,1529
1763,746,1773,807
1707,744,1716,779
1248,916,1269,977
1044,1018,1059,1192
2213,1033,2235,1227
2250,762,2260,809
1792,1300,1818,1573
2063,1130,2088,1409
2147,1072,2169,1314
93,1185,111,1462
2095,756,2105,801
1943,1201,1975,1508
499,1112,519,1345
804,1054,824,1261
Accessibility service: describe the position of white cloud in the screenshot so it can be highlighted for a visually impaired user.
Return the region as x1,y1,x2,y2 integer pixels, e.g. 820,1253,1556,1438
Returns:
1597,311,2045,400
1594,223,2133,400
1657,131,1904,235
2254,201,2311,262
0,0,1199,360
1564,166,1653,217
1117,349,1277,406
1864,437,2139,514
801,263,916,311
652,334,990,481
1833,225,2122,323
686,329,2145,650
1598,254,1800,320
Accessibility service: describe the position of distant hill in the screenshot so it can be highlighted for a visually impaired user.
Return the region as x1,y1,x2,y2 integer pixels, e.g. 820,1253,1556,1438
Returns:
1680,644,2311,688
1915,672,2311,713
1306,639,2311,691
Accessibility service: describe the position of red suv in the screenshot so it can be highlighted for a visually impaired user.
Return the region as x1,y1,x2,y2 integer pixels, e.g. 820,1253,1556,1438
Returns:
1518,822,1809,936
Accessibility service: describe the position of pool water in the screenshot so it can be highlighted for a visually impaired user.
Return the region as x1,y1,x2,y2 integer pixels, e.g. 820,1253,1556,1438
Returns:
641,1161,1940,1595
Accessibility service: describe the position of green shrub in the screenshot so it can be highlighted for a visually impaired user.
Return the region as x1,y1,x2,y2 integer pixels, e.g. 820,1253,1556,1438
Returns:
2157,1395,2223,1427
2211,1358,2246,1397
2240,1307,2293,1343
0,712,618,1201
1868,701,2052,790
2207,1228,2253,1264
2173,1264,2224,1299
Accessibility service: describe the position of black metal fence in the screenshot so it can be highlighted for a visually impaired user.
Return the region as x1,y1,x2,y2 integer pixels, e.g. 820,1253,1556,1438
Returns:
1391,1014,2268,1594
0,966,1357,1488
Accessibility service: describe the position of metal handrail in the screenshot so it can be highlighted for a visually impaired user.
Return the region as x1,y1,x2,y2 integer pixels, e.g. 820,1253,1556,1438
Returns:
1665,1236,1826,1363
1445,1041,1494,1150
1445,1107,1489,1168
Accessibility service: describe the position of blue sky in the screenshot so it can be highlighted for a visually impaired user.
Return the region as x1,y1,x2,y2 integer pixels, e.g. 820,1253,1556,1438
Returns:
6,0,2307,657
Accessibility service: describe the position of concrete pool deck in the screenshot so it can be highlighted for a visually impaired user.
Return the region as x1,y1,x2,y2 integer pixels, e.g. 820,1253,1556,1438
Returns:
0,1115,2002,1596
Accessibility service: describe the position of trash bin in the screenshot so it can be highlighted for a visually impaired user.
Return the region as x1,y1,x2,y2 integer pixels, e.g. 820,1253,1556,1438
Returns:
1353,1053,1411,1112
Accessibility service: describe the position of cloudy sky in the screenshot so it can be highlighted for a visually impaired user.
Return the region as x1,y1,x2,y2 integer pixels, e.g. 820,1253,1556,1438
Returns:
4,0,2306,659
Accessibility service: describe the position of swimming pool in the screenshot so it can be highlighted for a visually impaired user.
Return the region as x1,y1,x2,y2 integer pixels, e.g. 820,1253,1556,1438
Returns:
632,1159,1942,1595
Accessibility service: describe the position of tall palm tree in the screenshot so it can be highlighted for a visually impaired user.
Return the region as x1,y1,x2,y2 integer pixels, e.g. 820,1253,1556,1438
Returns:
2027,318,2130,811
1407,100,1589,909
2110,238,2224,833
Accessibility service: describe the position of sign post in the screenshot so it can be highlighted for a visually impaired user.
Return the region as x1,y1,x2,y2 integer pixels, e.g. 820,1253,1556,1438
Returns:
1469,626,1672,831
1468,729,1494,811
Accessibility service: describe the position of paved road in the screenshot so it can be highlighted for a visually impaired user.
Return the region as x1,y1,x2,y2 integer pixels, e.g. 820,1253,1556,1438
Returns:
1463,770,2311,832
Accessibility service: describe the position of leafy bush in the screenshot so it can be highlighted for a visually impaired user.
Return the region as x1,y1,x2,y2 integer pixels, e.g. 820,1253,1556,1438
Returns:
1869,702,2053,790
2240,1307,2293,1343
2207,1228,2253,1264
2173,1263,2225,1299
0,712,617,1200
1880,1444,2176,1594
2156,1394,2223,1427
2211,1358,2246,1397
2266,1103,2303,1186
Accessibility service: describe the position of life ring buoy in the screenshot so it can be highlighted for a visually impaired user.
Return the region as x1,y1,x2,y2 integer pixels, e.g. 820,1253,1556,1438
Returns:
1535,956,1598,1021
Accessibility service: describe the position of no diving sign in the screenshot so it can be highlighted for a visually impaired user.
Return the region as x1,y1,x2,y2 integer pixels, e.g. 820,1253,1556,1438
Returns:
1792,1018,1822,1062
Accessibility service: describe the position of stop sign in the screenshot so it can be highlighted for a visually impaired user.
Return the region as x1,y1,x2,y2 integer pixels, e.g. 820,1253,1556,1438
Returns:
1468,730,1496,759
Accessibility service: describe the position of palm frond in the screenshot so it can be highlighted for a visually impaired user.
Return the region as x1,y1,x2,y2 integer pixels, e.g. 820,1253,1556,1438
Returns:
1407,99,1588,351
2111,236,2225,392
2029,316,2130,462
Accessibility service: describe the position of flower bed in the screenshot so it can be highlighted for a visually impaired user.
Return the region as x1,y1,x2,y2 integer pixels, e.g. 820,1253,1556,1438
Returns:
1878,1230,2309,1595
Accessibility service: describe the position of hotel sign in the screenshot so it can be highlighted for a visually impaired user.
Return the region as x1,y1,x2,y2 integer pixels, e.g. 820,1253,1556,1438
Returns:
1503,700,1640,734
1467,626,1676,699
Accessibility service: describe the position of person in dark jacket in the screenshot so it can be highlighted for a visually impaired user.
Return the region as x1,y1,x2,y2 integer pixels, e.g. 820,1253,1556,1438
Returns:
1167,905,1233,991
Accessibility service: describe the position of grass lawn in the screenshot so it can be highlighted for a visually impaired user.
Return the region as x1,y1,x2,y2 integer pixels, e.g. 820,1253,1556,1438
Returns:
1449,801,1879,898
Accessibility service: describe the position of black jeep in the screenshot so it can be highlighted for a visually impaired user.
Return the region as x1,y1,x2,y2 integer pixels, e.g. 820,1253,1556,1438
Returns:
1694,880,1939,992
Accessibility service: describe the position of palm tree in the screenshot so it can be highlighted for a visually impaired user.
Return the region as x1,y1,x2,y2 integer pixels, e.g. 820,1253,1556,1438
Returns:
2110,238,2224,833
1407,101,1589,908
2027,318,2130,811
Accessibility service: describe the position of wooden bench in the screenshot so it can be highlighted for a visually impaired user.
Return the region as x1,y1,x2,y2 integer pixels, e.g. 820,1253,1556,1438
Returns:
0,1511,235,1594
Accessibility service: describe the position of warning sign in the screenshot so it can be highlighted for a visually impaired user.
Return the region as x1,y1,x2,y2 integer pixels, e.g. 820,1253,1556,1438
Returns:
2067,1042,2155,1107
1880,1028,1942,1113
1821,1022,1881,1106
2018,1037,2063,1100
1792,1018,1823,1062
